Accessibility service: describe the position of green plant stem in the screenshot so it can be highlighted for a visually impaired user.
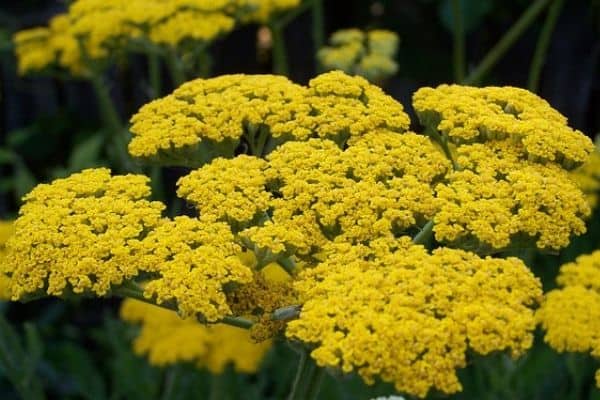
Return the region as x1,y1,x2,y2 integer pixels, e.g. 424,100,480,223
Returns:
197,47,212,78
287,348,324,400
413,220,434,245
424,126,459,170
111,282,255,330
89,74,137,172
451,0,465,83
165,49,186,86
270,24,289,75
311,0,325,71
160,367,178,400
527,0,565,92
148,52,162,98
464,0,551,85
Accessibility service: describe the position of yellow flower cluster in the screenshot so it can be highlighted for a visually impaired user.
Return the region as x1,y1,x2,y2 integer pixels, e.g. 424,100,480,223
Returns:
537,250,600,387
244,0,302,23
0,221,14,300
120,299,271,373
262,134,448,251
138,216,253,321
318,29,399,82
434,141,590,252
13,0,261,75
2,169,164,299
412,85,592,252
571,148,600,209
128,71,410,165
177,156,271,227
286,237,542,398
413,85,593,168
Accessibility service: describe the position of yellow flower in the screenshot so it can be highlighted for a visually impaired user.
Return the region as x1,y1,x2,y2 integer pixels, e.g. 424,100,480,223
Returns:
120,299,271,373
538,250,600,388
137,216,253,321
3,169,164,299
244,0,302,23
413,84,593,169
571,149,600,209
128,71,410,165
434,141,590,252
176,156,271,228
318,29,399,82
286,238,542,398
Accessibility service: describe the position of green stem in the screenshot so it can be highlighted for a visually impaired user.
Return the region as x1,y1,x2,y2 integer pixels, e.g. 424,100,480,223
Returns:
165,49,186,87
270,24,289,75
197,47,212,78
111,282,255,329
527,0,565,92
464,0,551,85
160,367,178,400
148,52,162,98
311,0,325,71
287,348,324,400
413,220,434,245
277,0,313,28
424,126,459,170
89,74,137,172
451,0,465,83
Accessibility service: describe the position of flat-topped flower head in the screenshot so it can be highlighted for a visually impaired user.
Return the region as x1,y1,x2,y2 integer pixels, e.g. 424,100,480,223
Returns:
318,29,399,82
120,299,270,373
129,71,409,166
0,221,14,301
413,84,593,169
571,148,600,209
129,74,310,166
3,168,164,299
434,141,590,253
243,0,302,23
538,250,600,388
286,238,542,398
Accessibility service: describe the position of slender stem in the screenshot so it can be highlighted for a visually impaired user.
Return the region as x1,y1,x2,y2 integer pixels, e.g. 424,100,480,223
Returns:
165,49,186,87
111,282,255,329
197,48,212,78
148,52,162,98
311,0,325,72
451,0,465,83
464,0,551,85
424,126,459,170
160,367,178,400
89,74,137,172
527,0,565,92
277,257,296,274
287,348,324,400
413,220,434,245
270,24,289,75
277,0,313,28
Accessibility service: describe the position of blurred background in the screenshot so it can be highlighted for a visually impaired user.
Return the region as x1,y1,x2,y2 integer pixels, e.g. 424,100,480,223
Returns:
0,0,599,399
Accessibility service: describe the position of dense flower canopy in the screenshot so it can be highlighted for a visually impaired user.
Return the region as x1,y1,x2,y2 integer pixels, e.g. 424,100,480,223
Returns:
537,251,600,387
13,0,302,75
0,221,14,300
4,70,593,397
129,71,411,166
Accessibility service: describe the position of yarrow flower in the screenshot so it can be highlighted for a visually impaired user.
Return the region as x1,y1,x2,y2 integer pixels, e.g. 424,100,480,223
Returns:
537,250,600,388
571,144,600,209
286,238,542,398
120,299,271,373
128,71,411,166
13,0,300,76
318,29,399,82
2,168,164,299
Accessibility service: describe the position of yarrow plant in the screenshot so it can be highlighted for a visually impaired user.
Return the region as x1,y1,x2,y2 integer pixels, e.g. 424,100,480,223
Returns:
2,70,594,398
318,28,399,83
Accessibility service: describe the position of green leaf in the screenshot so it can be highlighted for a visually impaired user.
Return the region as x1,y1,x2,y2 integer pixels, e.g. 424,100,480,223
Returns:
439,0,494,33
68,134,105,172
50,343,107,400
